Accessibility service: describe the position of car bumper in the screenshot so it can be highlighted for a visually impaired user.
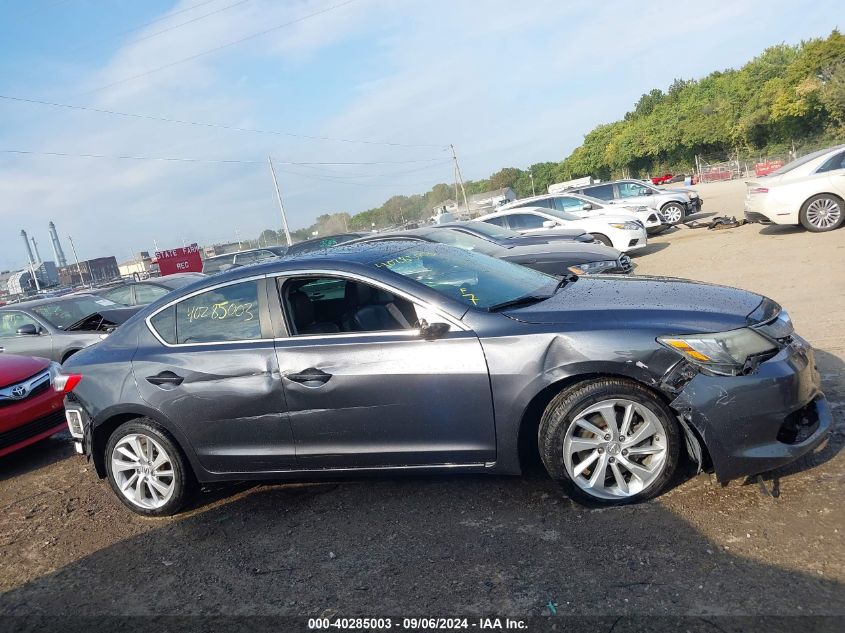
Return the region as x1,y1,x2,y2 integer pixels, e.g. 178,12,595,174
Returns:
669,335,831,482
0,409,67,457
687,198,702,213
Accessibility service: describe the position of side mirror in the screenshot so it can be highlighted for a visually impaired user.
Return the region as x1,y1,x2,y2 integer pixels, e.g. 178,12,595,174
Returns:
542,220,557,229
581,203,593,211
16,324,39,336
417,319,450,341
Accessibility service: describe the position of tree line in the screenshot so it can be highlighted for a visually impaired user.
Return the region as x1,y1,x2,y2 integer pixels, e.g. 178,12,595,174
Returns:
261,30,845,242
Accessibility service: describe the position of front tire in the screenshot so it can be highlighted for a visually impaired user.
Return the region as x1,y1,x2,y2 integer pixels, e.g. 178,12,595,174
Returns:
592,233,612,247
539,378,680,505
105,419,192,516
799,194,844,232
660,202,686,225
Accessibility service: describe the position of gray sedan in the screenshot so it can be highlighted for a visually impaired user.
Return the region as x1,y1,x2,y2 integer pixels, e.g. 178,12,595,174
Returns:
61,241,829,516
0,295,140,363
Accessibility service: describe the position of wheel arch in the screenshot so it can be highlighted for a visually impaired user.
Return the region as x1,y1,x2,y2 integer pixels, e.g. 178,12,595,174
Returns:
516,372,710,474
90,405,200,480
61,348,81,364
801,191,844,209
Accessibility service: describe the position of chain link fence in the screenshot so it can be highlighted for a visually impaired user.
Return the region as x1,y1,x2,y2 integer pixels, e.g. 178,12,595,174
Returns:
696,141,835,183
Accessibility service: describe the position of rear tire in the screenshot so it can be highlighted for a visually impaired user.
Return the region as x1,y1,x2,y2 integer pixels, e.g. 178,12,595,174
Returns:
105,419,192,516
592,233,612,247
660,202,686,225
539,378,680,506
799,194,844,232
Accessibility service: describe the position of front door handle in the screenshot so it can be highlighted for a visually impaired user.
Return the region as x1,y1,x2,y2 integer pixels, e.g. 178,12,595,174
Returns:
285,368,332,385
146,371,184,386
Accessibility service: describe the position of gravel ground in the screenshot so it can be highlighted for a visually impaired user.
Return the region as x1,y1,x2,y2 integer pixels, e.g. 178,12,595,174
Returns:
1,187,844,619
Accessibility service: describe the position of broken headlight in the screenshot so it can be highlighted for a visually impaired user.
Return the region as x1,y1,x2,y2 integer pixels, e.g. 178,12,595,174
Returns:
753,310,794,342
657,328,778,376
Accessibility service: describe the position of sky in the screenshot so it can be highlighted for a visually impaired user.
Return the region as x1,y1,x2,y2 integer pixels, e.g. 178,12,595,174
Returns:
0,0,840,270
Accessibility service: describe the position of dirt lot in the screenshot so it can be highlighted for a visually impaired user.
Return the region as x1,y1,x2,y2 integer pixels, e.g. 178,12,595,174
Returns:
1,187,844,620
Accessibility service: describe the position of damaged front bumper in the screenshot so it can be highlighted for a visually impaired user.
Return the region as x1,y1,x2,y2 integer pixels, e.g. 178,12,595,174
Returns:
669,335,831,482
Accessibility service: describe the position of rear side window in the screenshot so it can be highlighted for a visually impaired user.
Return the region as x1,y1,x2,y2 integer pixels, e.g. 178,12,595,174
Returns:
150,281,262,344
816,151,845,173
583,184,615,200
482,215,508,228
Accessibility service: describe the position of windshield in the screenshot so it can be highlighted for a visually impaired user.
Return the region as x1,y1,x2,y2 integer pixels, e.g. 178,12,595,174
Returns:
426,229,503,255
370,244,556,309
32,297,121,329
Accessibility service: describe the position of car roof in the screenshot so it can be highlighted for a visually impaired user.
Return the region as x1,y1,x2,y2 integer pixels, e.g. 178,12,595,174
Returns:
0,293,102,310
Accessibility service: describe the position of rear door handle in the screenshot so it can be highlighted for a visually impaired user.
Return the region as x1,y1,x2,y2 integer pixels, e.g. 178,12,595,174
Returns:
146,371,184,386
285,368,332,385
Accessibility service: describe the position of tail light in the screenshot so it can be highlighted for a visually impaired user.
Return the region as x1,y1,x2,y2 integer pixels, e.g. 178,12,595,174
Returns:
749,187,769,194
53,373,82,394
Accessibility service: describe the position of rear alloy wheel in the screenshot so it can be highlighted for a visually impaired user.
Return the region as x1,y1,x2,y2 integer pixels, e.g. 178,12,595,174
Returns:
539,378,680,505
105,419,191,516
800,194,844,232
660,202,685,225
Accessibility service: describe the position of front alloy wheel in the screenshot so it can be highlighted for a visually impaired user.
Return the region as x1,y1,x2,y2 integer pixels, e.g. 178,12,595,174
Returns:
105,419,191,516
539,378,680,505
661,202,685,225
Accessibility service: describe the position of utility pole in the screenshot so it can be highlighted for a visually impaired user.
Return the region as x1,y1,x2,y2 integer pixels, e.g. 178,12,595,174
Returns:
449,144,470,215
235,228,242,250
529,171,536,196
67,235,86,288
268,156,293,246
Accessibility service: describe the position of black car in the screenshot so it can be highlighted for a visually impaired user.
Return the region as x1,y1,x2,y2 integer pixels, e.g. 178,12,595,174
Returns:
283,233,367,257
350,225,632,275
89,273,207,307
61,241,829,515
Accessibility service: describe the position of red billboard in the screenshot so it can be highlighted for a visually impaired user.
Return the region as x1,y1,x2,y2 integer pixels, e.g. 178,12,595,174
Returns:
155,244,203,276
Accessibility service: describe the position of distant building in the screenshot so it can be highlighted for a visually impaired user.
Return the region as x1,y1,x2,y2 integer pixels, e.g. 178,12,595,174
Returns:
118,252,155,279
59,256,120,286
465,187,516,216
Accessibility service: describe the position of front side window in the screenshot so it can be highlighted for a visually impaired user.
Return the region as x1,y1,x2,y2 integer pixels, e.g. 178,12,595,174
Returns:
283,277,417,335
0,312,41,336
100,286,133,305
166,281,262,344
816,151,845,173
134,284,170,304
583,184,614,200
371,244,556,310
552,196,585,212
506,213,547,230
617,181,652,198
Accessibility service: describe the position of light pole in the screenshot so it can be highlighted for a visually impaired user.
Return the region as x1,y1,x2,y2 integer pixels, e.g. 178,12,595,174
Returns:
529,172,536,196
67,235,87,288
268,156,293,246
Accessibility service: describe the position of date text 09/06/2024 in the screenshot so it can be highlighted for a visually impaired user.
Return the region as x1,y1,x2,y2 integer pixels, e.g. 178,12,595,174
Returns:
307,617,528,630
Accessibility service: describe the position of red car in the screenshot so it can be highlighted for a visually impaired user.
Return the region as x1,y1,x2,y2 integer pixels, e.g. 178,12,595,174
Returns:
650,173,674,185
0,354,80,457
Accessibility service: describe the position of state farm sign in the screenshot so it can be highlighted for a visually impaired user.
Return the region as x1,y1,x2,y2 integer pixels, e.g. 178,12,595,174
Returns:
155,244,203,276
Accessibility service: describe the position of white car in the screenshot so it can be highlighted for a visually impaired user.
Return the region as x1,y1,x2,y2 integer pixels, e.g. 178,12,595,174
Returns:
501,192,667,234
474,206,648,253
745,144,845,232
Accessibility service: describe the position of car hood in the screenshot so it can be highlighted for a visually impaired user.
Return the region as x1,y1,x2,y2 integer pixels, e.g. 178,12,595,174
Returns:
498,241,621,264
503,275,764,332
0,354,50,387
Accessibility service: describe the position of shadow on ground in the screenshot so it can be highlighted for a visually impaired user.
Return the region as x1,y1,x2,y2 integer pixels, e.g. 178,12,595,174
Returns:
0,432,75,483
1,467,843,617
758,224,806,236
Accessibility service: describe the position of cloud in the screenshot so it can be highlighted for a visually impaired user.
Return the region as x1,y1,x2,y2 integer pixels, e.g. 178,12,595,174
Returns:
0,0,840,271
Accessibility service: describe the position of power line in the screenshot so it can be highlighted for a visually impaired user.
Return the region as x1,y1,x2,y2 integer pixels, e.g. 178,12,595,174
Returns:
121,0,253,49
0,149,448,166
0,93,448,149
78,0,359,96
65,0,222,55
